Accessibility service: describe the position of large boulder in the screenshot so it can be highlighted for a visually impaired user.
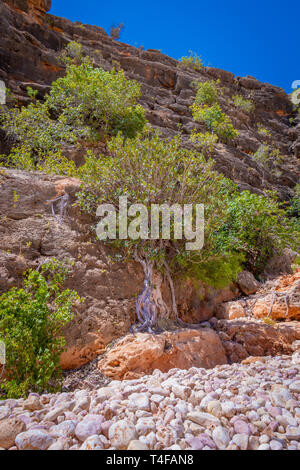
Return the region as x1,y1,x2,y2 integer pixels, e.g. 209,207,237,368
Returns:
98,329,227,380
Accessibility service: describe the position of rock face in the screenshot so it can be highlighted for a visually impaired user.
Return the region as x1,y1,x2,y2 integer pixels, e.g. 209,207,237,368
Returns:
0,1,299,200
215,319,300,363
253,271,300,321
3,0,51,22
98,329,227,379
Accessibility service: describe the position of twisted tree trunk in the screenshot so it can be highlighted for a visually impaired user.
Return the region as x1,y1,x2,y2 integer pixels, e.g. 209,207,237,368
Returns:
131,251,207,333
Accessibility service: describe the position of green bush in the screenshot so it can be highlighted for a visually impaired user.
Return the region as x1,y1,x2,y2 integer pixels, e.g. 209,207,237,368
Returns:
252,144,284,176
191,103,239,142
1,55,146,170
194,80,219,106
47,62,146,138
0,259,81,398
215,190,300,273
179,51,203,71
190,131,218,155
257,123,271,137
232,94,255,114
289,183,300,219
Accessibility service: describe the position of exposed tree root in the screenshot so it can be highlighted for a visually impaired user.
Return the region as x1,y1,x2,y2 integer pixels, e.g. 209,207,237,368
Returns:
267,289,294,318
47,193,69,224
130,252,209,333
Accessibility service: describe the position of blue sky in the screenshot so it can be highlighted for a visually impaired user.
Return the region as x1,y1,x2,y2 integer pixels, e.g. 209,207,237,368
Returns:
50,0,299,93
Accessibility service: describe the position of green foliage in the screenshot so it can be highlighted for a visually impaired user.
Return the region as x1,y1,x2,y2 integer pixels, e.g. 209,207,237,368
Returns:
190,131,218,155
1,51,146,171
252,144,284,176
60,41,84,65
76,131,242,282
191,103,239,142
1,99,86,169
263,317,276,326
257,123,271,137
232,94,255,114
179,51,203,71
215,190,300,273
177,252,244,289
26,86,38,100
47,61,146,139
289,183,300,218
194,81,219,106
0,259,80,398
37,150,78,177
75,130,299,282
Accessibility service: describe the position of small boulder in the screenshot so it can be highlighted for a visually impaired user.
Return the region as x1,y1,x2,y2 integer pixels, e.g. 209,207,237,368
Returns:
0,417,25,449
237,271,260,295
109,419,137,449
15,430,54,450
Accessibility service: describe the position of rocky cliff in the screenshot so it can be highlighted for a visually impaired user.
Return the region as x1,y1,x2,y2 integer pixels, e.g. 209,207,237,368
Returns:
0,0,299,373
1,0,299,200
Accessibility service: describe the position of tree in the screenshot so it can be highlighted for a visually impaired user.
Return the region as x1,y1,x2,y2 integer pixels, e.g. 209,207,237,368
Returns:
110,23,124,40
76,131,243,332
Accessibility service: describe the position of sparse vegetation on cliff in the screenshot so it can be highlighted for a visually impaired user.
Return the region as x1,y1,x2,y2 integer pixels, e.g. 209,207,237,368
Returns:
179,51,203,71
191,103,239,142
0,56,146,170
232,94,255,114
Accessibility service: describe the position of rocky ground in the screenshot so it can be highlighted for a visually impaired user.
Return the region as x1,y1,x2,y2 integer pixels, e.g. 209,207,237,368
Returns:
0,350,300,451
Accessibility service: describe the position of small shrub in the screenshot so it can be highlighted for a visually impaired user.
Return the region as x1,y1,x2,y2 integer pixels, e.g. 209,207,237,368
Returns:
232,94,255,114
215,190,300,273
257,123,271,137
191,103,239,142
190,131,218,155
194,80,219,106
179,51,203,71
60,41,84,65
110,23,124,40
289,183,300,218
252,145,284,176
263,317,276,326
0,259,81,398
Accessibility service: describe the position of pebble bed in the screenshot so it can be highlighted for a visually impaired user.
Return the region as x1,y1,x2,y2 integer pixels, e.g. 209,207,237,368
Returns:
0,352,299,451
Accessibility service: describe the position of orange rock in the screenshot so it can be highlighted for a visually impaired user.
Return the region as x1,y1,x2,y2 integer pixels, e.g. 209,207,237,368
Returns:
60,338,106,370
98,329,227,380
253,277,300,321
216,301,246,320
